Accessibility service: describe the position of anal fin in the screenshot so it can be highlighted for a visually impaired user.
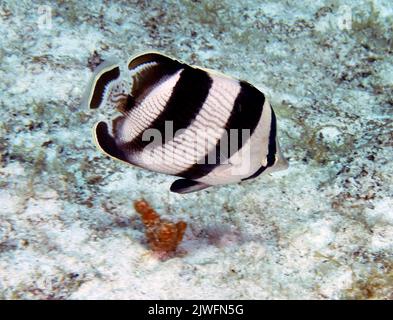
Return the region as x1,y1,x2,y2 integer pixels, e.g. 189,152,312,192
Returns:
94,121,128,163
170,179,210,194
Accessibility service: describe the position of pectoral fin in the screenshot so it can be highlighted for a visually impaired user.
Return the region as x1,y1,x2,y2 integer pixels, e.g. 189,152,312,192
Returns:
170,179,211,194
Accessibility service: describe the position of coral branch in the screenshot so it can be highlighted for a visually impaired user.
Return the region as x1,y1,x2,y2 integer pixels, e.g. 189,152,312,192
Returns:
134,199,187,254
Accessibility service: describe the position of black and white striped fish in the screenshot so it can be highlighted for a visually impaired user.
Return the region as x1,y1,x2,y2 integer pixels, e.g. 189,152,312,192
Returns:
83,52,288,194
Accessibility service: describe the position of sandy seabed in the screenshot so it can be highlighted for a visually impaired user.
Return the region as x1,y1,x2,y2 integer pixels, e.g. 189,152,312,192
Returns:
0,0,392,299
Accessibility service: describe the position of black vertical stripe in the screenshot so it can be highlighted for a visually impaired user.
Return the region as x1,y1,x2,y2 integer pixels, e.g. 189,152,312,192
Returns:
126,66,212,151
128,52,181,71
241,109,277,181
90,67,120,109
129,59,183,103
266,110,277,166
179,81,265,180
117,94,135,114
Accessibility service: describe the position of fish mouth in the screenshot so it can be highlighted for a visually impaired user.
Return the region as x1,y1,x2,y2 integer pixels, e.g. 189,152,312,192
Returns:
275,154,289,170
274,138,289,170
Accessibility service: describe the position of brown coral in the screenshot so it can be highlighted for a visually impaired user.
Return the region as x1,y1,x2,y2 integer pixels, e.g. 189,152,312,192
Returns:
134,199,187,253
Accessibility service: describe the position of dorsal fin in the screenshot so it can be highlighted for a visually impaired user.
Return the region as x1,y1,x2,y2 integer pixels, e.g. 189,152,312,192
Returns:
127,52,184,103
82,59,121,109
